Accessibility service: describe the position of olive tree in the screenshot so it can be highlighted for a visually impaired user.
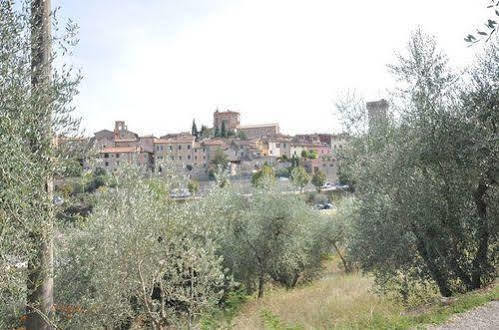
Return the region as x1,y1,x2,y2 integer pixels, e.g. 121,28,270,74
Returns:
219,190,325,297
0,0,81,328
55,166,229,329
339,29,498,297
311,170,326,191
290,166,310,192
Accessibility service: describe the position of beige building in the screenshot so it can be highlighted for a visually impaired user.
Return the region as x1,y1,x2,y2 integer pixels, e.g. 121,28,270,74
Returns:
238,123,280,139
99,146,153,172
153,136,231,178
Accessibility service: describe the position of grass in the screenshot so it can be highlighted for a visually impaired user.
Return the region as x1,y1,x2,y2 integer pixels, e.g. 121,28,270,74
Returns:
222,259,498,330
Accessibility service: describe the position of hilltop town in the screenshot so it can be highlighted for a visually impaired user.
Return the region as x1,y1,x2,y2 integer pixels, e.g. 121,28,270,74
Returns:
85,100,388,182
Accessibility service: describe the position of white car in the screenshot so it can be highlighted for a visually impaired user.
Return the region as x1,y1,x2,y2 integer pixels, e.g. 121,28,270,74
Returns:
170,188,191,198
321,182,334,189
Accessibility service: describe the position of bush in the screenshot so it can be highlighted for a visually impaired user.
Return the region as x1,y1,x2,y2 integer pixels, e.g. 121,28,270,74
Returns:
55,166,230,328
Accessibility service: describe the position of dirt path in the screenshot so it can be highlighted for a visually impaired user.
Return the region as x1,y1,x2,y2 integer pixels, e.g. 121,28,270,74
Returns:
428,301,499,329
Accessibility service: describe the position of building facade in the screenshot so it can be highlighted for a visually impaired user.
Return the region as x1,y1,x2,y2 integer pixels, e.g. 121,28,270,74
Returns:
237,123,280,139
99,146,153,172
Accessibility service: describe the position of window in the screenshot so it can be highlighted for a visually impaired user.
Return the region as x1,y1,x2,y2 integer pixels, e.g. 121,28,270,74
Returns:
178,145,182,150
203,148,206,152
171,156,174,160
104,153,109,158
105,161,109,167
156,145,160,151
187,155,191,160
116,161,120,166
169,146,173,151
187,145,191,150
116,153,120,158
160,146,163,151
179,156,182,160
283,143,287,148
194,156,197,160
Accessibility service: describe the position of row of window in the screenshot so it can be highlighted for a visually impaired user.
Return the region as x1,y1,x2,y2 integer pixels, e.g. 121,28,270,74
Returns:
103,153,120,158
156,155,207,161
155,145,206,152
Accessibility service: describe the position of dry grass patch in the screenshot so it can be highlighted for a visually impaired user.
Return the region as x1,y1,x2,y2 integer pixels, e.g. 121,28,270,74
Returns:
231,271,403,329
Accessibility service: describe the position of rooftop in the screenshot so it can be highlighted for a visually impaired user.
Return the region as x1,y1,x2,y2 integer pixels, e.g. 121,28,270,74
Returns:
238,123,279,129
215,109,240,115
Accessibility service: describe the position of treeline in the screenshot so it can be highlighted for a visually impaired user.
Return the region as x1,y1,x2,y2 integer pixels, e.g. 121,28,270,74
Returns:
51,165,342,328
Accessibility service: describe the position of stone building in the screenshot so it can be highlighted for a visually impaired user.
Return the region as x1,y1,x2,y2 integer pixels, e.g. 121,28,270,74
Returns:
213,110,240,133
99,146,153,172
93,129,115,150
367,99,389,130
237,123,280,139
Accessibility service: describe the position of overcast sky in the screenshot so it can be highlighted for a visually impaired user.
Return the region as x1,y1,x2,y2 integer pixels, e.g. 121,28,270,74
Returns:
56,0,491,136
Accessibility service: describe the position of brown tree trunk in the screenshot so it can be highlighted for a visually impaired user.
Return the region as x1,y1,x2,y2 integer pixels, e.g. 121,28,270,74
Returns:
471,178,490,289
26,1,54,329
258,273,265,298
332,241,351,273
412,225,452,297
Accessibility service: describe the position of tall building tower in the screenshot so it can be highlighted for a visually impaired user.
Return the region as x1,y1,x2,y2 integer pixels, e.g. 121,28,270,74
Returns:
213,110,241,132
366,99,388,131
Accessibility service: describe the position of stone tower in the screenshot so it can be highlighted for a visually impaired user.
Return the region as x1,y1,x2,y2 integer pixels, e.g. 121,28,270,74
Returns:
366,99,388,131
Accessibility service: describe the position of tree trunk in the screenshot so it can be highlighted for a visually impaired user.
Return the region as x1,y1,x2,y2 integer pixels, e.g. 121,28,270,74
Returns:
257,273,265,298
471,178,490,289
332,241,351,273
412,226,452,297
26,1,54,329
291,272,300,288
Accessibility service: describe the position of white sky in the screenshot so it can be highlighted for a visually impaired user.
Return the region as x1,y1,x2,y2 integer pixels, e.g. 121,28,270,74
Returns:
59,0,492,136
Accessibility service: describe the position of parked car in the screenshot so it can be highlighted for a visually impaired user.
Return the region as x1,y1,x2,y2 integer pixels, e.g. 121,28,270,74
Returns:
321,182,335,190
314,202,335,210
170,188,191,198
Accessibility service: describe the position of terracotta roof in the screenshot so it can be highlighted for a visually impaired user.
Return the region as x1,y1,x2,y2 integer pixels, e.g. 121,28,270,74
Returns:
100,146,146,153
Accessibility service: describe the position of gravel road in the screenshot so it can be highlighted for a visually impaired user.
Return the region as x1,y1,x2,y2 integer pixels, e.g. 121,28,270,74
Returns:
427,301,499,330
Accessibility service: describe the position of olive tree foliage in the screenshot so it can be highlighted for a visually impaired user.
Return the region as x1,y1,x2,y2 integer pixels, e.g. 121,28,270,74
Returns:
338,29,498,297
251,163,275,188
290,166,310,192
203,187,328,298
0,0,81,327
465,0,499,44
316,198,357,273
311,170,326,191
55,165,229,329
